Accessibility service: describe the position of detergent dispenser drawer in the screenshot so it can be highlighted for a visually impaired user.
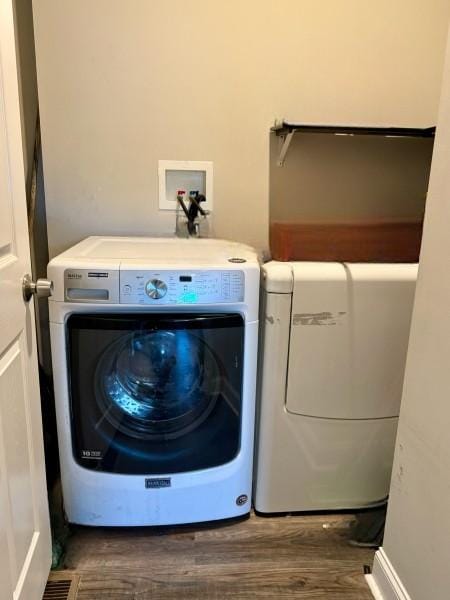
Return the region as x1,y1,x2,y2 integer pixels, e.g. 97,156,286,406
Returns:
285,262,417,420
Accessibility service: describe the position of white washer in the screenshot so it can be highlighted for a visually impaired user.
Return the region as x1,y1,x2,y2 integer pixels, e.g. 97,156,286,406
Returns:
254,261,417,513
48,236,260,526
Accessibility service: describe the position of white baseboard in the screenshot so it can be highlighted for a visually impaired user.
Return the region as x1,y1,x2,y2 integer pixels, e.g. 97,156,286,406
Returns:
366,572,386,600
365,548,411,600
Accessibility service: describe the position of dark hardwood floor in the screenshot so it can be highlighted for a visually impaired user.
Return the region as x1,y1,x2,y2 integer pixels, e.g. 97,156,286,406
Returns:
62,512,375,599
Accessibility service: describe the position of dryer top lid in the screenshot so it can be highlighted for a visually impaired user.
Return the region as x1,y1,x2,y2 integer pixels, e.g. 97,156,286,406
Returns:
49,236,260,267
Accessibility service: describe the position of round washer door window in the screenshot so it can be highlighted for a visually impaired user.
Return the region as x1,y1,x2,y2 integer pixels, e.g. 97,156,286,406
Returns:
96,330,221,440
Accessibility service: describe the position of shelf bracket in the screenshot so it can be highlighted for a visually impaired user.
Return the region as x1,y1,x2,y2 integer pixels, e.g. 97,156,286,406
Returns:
277,130,295,167
273,119,435,167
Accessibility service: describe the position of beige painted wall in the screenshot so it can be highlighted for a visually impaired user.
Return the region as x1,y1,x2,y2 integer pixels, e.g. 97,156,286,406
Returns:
32,0,450,258
270,134,434,223
371,27,450,599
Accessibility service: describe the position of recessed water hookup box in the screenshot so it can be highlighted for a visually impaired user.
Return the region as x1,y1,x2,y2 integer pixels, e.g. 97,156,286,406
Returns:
158,160,213,212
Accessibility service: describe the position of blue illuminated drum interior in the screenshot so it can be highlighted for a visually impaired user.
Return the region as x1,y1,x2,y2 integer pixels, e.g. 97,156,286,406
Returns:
67,313,244,475
98,329,220,439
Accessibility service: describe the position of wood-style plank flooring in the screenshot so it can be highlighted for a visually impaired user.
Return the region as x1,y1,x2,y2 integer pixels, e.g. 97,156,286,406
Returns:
63,512,375,599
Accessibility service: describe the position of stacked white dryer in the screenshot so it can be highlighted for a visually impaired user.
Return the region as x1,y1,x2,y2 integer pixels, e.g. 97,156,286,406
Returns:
255,261,417,513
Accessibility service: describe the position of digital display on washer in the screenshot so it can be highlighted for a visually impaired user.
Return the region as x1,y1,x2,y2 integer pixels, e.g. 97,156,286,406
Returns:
120,270,245,304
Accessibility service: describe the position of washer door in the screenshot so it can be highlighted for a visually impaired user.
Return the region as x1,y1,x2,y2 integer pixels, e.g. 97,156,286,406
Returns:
67,312,244,475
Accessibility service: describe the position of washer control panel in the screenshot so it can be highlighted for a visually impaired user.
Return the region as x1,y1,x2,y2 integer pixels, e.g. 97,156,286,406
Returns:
120,270,245,304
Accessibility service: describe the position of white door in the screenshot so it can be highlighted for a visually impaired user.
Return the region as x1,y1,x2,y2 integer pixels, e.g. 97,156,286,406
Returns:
0,1,51,599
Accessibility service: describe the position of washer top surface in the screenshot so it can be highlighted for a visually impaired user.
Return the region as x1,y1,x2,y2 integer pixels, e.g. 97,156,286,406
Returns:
52,236,259,266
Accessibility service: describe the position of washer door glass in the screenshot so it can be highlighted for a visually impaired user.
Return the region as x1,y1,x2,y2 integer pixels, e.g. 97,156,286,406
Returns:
67,313,244,475
97,330,220,440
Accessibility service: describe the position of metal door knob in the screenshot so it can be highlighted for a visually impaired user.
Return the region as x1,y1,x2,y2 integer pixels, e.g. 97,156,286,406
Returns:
22,274,53,302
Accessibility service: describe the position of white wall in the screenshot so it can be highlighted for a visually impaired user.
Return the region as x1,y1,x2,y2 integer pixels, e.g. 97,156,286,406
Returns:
32,1,450,258
370,27,450,600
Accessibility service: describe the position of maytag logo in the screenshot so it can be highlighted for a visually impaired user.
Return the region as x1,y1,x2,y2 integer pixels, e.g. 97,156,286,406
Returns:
67,272,82,279
145,477,171,489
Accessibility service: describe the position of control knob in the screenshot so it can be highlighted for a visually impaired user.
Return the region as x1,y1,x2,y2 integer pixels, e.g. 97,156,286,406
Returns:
145,278,167,299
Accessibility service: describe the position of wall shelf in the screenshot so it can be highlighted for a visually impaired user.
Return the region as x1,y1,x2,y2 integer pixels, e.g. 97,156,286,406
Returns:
272,120,436,166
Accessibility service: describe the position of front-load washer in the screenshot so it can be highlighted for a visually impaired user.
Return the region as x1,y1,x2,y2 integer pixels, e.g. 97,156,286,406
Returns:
47,236,260,526
254,260,417,513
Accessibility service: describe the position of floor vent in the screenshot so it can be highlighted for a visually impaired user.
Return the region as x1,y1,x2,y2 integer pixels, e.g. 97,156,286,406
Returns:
43,571,80,600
